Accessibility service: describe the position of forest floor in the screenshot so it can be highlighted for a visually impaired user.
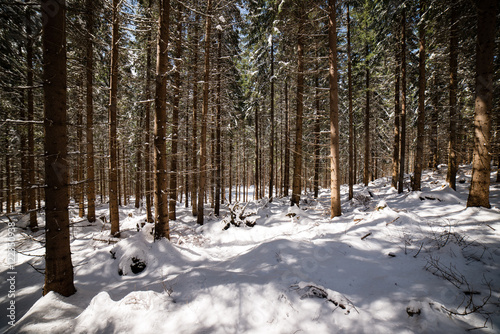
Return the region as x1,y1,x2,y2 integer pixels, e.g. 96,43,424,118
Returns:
2,166,500,333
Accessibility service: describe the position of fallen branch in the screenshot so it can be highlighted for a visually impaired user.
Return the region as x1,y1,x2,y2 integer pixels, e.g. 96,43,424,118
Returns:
361,232,372,240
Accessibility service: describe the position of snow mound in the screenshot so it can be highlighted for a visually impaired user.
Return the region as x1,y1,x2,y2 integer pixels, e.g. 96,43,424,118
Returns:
293,282,356,314
73,291,174,334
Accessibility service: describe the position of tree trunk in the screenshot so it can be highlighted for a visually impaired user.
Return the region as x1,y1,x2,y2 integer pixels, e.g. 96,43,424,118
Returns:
144,0,153,223
429,76,438,170
191,8,200,217
85,0,96,223
77,105,85,217
447,0,458,190
291,2,305,207
313,71,320,199
26,6,37,228
269,37,275,201
398,9,407,194
154,0,171,238
169,3,182,221
391,28,400,189
328,0,341,217
283,81,290,197
467,0,496,208
254,104,260,200
215,28,222,216
347,3,354,200
197,0,212,225
363,44,370,187
41,0,76,297
108,0,120,236
412,0,426,191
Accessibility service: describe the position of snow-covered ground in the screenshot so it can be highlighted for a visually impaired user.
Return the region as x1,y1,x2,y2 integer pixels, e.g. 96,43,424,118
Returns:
2,166,500,333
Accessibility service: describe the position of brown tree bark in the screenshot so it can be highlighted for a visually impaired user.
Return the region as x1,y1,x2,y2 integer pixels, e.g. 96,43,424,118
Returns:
412,0,426,191
144,0,153,223
108,0,120,236
428,76,438,170
467,0,496,208
85,0,96,223
313,71,320,199
363,44,370,187
169,3,183,221
329,0,341,217
291,2,305,207
347,3,354,200
215,28,222,216
398,9,407,194
269,37,275,201
26,6,37,229
255,104,260,200
197,0,212,225
284,81,290,197
154,0,171,238
447,0,458,190
77,104,85,217
41,0,76,297
391,28,400,189
191,8,200,217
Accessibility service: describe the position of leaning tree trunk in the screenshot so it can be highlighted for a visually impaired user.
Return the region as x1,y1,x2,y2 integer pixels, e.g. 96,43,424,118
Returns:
328,0,341,217
467,0,496,208
154,0,171,239
108,0,120,237
41,0,76,297
412,0,426,191
197,0,212,225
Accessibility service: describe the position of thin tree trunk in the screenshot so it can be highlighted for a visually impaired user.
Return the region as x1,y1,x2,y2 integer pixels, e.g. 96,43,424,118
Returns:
191,8,200,217
197,0,212,225
347,3,354,200
413,0,426,191
447,0,458,190
391,28,400,189
26,6,37,228
108,0,120,236
429,76,438,170
77,105,85,217
85,0,96,223
169,3,182,221
363,44,370,187
291,3,305,207
41,0,76,297
269,37,275,201
329,0,341,217
313,68,320,199
398,9,407,194
215,28,222,216
254,104,260,200
284,81,290,197
144,0,153,223
467,0,496,208
135,116,142,209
